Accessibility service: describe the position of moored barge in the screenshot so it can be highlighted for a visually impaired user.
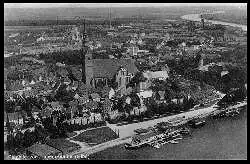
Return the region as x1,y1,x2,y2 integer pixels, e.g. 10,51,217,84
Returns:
125,122,190,149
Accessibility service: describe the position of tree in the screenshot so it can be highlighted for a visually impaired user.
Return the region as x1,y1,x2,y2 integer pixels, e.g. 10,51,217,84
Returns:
23,129,37,148
126,72,147,88
102,98,112,116
129,93,141,107
144,97,158,115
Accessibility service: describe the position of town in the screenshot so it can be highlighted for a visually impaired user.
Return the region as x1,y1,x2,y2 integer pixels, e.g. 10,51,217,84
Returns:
4,5,247,160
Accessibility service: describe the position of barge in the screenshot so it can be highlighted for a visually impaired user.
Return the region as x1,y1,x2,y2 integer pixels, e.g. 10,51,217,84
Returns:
188,118,206,128
125,122,190,149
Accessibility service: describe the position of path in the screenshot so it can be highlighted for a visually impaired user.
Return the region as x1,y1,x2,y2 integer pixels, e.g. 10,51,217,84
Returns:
68,101,220,157
68,99,247,157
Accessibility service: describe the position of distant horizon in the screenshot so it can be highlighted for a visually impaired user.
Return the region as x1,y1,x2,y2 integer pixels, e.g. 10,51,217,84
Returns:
4,3,247,9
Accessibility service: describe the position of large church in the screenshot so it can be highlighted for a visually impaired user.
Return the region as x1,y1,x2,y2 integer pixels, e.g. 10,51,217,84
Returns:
84,51,138,95
76,21,138,96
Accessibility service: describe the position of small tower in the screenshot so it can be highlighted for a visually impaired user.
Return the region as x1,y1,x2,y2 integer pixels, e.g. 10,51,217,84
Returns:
198,53,205,69
85,51,94,87
201,18,205,29
81,19,89,84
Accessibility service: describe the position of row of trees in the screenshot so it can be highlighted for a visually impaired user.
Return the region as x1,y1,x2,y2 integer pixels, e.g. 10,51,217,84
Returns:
6,124,49,152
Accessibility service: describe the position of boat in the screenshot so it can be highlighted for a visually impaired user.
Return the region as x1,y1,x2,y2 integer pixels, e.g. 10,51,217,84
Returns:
169,140,179,144
125,124,184,149
125,130,164,149
179,127,191,135
188,118,206,128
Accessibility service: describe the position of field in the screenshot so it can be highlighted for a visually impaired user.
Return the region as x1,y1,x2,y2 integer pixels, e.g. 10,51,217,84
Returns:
71,127,119,145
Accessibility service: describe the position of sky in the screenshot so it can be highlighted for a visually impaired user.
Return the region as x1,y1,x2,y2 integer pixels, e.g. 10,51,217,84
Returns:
4,3,247,8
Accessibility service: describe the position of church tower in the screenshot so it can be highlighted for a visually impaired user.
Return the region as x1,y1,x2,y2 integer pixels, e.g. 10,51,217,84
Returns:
81,19,88,84
85,49,94,87
201,17,205,29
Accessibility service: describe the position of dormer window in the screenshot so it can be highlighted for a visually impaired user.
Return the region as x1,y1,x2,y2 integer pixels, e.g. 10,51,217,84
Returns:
122,71,126,76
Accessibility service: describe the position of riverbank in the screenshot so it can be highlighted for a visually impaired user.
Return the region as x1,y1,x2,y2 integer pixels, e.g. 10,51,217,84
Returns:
69,99,247,158
68,100,220,157
201,13,247,26
90,106,247,160
181,11,247,31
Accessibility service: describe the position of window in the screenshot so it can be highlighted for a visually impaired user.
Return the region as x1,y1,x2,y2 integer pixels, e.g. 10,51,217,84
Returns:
119,77,121,87
126,77,130,84
121,71,126,76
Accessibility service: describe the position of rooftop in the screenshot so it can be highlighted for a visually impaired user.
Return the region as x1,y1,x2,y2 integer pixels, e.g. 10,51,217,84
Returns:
90,59,138,78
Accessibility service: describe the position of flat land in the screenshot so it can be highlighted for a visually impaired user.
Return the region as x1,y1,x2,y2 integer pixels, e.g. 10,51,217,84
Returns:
71,127,118,145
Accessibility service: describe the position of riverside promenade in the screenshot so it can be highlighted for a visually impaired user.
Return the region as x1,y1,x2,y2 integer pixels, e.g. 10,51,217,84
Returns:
69,100,221,158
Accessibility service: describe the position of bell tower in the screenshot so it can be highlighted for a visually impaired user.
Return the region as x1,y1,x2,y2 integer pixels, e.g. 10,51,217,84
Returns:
81,19,88,84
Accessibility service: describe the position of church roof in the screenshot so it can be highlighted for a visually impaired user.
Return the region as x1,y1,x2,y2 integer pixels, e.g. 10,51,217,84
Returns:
90,59,138,78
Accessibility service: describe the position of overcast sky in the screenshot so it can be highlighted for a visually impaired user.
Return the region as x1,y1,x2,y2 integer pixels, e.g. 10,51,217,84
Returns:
4,3,247,8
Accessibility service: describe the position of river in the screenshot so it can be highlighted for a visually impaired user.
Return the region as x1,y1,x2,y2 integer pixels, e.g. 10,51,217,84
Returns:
88,107,247,160
181,11,247,32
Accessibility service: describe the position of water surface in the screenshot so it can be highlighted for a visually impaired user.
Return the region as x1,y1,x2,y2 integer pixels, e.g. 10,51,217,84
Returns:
89,108,247,160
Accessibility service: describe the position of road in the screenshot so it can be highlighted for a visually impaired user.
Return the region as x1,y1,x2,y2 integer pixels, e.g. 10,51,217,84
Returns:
68,99,247,158
107,101,220,138
68,100,220,157
69,136,131,158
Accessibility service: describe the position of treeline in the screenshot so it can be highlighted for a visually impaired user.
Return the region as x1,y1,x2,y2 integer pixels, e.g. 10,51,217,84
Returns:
4,18,152,27
4,19,110,26
38,50,82,65
220,45,247,69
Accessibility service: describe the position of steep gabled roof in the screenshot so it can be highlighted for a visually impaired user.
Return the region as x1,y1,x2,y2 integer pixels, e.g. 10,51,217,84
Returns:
91,59,138,78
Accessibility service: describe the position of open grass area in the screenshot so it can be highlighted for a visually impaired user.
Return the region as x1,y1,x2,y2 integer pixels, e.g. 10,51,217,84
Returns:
71,127,118,145
66,132,78,138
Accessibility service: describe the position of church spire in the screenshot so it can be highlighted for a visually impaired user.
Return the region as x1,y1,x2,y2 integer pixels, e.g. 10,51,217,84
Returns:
81,19,88,83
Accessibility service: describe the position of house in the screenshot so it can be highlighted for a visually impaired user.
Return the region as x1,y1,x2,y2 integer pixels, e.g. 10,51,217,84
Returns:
109,88,115,99
127,46,139,56
85,100,98,112
4,111,23,126
90,93,100,102
49,102,63,111
36,36,45,42
221,70,229,77
137,90,153,99
71,81,79,90
138,71,169,91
